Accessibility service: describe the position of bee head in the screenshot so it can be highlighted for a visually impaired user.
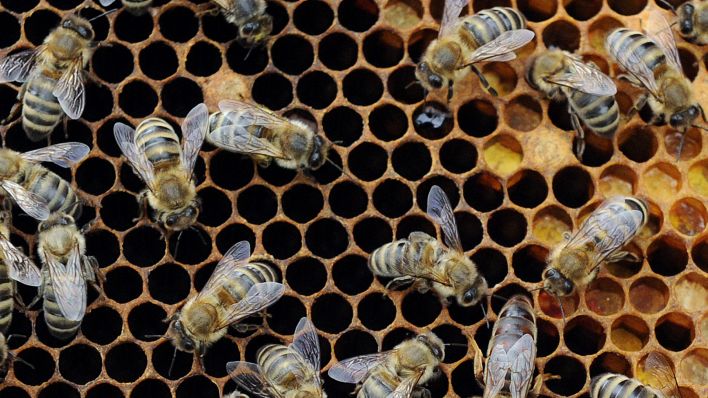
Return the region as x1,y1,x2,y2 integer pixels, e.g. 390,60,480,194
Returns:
308,135,330,170
458,275,488,307
38,213,75,232
167,317,203,355
417,332,445,361
542,267,574,296
61,15,95,40
670,105,700,130
415,61,445,91
238,15,273,48
162,199,201,231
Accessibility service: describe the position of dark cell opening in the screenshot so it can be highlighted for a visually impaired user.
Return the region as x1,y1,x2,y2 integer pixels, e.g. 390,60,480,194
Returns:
402,291,442,326
203,339,240,378
267,295,307,336
263,221,301,259
655,314,693,351
545,356,587,395
459,100,498,137
451,360,483,397
123,226,166,267
542,20,581,51
177,376,219,398
161,78,203,117
0,388,29,398
287,257,328,295
87,384,124,398
282,184,324,223
343,69,383,106
106,343,147,382
237,185,278,224
319,33,358,71
15,347,55,385
488,209,527,247
297,71,337,109
131,379,172,398
433,324,468,364
24,10,60,46
272,35,315,75
363,30,404,67
382,327,414,349
168,226,212,264
38,383,80,398
226,41,269,75
118,80,158,118
373,179,413,217
388,66,425,104
329,181,368,218
92,44,134,84
517,0,557,21
370,104,408,142
81,307,122,345
416,176,459,212
306,218,349,258
447,300,486,326
396,215,436,240
312,294,353,333
608,0,647,15
210,151,254,190
548,99,571,131
128,302,168,342
338,0,379,32
508,169,548,208
537,318,560,357
215,224,256,257
253,73,293,110
333,255,373,295
152,342,192,380
576,132,613,167
334,329,378,361
76,157,115,196
552,166,594,208
473,248,508,287
100,191,139,231
565,0,602,20
323,106,363,146
456,212,484,251
349,143,388,181
647,236,688,276
463,172,503,212
186,41,222,77
353,217,393,253
512,245,547,283
294,0,334,35
408,28,437,63
104,267,143,303
590,352,632,377
197,187,232,227
618,126,658,162
46,0,81,10
358,293,396,330
564,316,606,355
441,139,477,173
1,0,39,13
201,13,238,42
86,228,120,268
149,264,191,304
258,163,297,187
0,13,20,49
115,10,154,43
158,6,198,42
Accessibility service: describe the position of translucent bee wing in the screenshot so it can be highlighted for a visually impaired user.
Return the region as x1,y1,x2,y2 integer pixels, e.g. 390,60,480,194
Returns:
198,240,252,299
113,122,157,191
507,334,536,398
99,0,117,6
646,10,682,71
0,48,39,83
0,180,49,221
46,246,87,322
219,99,291,128
21,142,91,168
396,254,452,287
386,368,425,398
328,351,392,384
463,29,535,66
484,343,510,398
426,185,463,252
180,103,209,179
0,235,41,287
226,361,281,398
291,317,321,379
440,0,468,37
641,352,684,398
547,57,617,96
53,59,85,119
607,34,661,98
208,124,288,159
219,282,285,328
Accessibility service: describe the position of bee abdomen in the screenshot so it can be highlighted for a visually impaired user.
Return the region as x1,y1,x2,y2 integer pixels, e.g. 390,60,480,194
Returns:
462,7,526,48
122,0,153,14
606,29,666,74
568,91,620,138
24,166,82,219
258,345,306,386
359,370,397,398
222,261,280,302
22,74,62,142
369,239,412,277
134,118,181,168
590,373,661,398
43,283,81,340
0,268,13,334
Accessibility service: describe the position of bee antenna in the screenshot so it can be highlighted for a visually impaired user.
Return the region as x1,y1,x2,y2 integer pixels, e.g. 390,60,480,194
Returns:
325,158,354,180
88,8,117,22
11,354,35,371
244,47,254,61
405,80,422,90
189,226,209,246
168,346,178,377
173,230,185,259
656,0,677,12
527,286,545,293
6,334,26,343
490,293,508,302
143,334,164,340
551,292,567,326
691,124,708,131
444,343,468,347
675,133,686,161
479,301,490,329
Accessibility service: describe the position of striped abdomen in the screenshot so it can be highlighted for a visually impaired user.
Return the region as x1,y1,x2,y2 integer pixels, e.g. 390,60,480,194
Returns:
43,277,81,340
460,7,527,49
208,111,270,140
21,164,82,219
257,344,312,391
222,261,280,303
567,89,620,138
122,0,153,14
359,367,398,398
134,118,182,170
369,239,417,278
606,29,666,76
22,72,62,142
0,260,13,334
590,373,662,398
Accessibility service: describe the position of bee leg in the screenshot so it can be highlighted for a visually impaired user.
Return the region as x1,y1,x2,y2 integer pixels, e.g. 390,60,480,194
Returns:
84,255,105,292
568,104,586,158
625,92,649,120
606,250,640,263
469,65,498,97
385,276,416,290
27,284,44,310
472,341,485,388
134,191,149,223
13,282,27,312
195,2,218,17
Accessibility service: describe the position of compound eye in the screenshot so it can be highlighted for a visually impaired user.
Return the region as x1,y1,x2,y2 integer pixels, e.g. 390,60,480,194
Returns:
242,22,258,35
684,3,694,13
688,106,699,117
670,113,684,126
562,279,573,295
463,288,476,303
429,74,443,89
681,20,693,34
62,20,72,28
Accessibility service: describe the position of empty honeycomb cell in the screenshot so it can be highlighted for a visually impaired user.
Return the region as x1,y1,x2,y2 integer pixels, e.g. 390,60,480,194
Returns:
210,151,254,190
162,78,204,117
564,315,606,355
152,341,192,380
547,99,572,133
544,355,587,395
564,0,602,20
319,33,358,71
648,235,688,276
81,306,123,345
285,257,327,296
226,41,269,75
46,0,81,10
430,324,466,364
373,179,413,217
407,28,436,63
537,318,560,357
447,296,486,325
268,295,308,335
618,125,658,163
149,264,191,304
237,185,278,224
328,182,367,219
353,217,393,253
459,99,498,137
463,172,503,212
611,315,649,351
100,192,138,231
131,379,171,398
552,166,594,208
539,290,579,319
440,139,477,174
508,169,547,209
393,142,433,181
194,188,231,227
332,254,373,296
123,226,166,267
118,80,158,118
104,266,143,303
271,35,315,76
532,205,572,245
87,384,124,398
333,329,377,367
363,30,404,68
483,134,523,177
86,229,120,268
343,69,384,106
504,95,542,132
168,226,212,264
517,0,557,21
97,119,125,157
184,41,222,77
323,106,363,145
585,278,625,316
358,293,397,330
402,291,442,327
0,12,20,48
388,65,426,104
590,352,632,377
177,376,219,398
296,71,337,109
472,247,507,287
396,215,436,239
76,157,116,196
281,184,323,222
667,129,703,161
669,198,706,236
338,0,379,32
512,244,547,283
656,312,694,351
202,339,239,378
253,73,293,110
417,177,459,211
693,237,708,272
349,142,388,181
681,349,708,385
216,224,257,256
306,218,349,258
92,44,134,84
599,165,637,196
413,102,453,140
1,0,38,12
58,344,102,384
312,293,353,333
14,347,54,385
311,148,345,184
294,0,334,35
675,273,708,313
114,10,154,43
455,212,485,251
608,0,647,15
24,9,60,46
369,104,408,142
128,302,168,342
542,19,581,52
38,383,79,398
451,360,482,397
159,6,198,42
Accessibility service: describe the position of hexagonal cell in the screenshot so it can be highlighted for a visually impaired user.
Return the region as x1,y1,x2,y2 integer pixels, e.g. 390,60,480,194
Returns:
675,273,708,313
629,277,669,314
542,20,580,52
692,235,708,272
680,349,708,386
638,200,664,240
552,166,594,208
641,163,682,204
503,95,542,132
532,205,572,245
590,352,632,377
482,134,523,177
688,160,708,197
599,165,637,196
588,16,624,51
608,0,647,15
413,101,453,140
517,0,557,21
647,235,688,277
656,312,694,352
459,99,498,137
564,315,606,355
585,278,624,316
610,315,649,351
481,62,518,97
665,128,703,160
383,0,422,29
669,198,707,236
618,125,658,163
538,290,579,319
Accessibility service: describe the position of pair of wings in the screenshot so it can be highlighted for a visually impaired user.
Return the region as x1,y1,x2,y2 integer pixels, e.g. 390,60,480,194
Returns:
207,100,291,160
546,54,617,96
113,103,209,192
44,245,88,322
483,334,536,398
0,47,86,120
328,349,425,398
611,10,683,100
226,317,323,398
195,240,284,330
564,196,644,270
439,0,535,68
639,351,684,398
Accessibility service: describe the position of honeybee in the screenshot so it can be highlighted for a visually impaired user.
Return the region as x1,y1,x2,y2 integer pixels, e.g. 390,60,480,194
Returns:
0,142,90,221
328,332,444,398
659,0,707,45
0,15,95,142
369,185,487,308
114,103,208,233
542,196,648,298
207,100,331,173
210,0,273,47
29,213,101,340
166,240,284,360
416,3,534,98
606,11,708,158
98,0,153,15
472,295,547,398
227,317,326,398
591,352,683,398
526,49,619,157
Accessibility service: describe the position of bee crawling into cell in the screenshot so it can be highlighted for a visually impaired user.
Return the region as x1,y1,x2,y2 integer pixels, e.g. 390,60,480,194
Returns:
591,351,684,398
227,317,326,398
0,332,36,382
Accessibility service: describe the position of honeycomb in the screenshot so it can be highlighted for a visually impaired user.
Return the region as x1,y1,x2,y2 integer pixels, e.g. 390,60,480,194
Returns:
0,0,706,397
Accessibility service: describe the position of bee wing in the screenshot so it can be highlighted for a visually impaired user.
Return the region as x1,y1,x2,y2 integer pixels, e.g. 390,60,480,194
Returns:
484,343,511,398
547,57,617,96
208,125,287,159
0,236,41,287
507,334,537,398
0,180,49,221
291,317,321,379
99,0,117,5
0,48,39,83
327,351,393,384
641,352,684,398
386,368,425,398
180,103,208,179
53,59,85,120
440,0,467,37
396,254,453,287
219,99,290,128
226,361,282,398
426,185,463,252
219,282,285,328
198,240,252,299
463,29,535,67
113,122,157,190
646,10,682,71
46,246,87,321
608,36,661,98
21,142,91,168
